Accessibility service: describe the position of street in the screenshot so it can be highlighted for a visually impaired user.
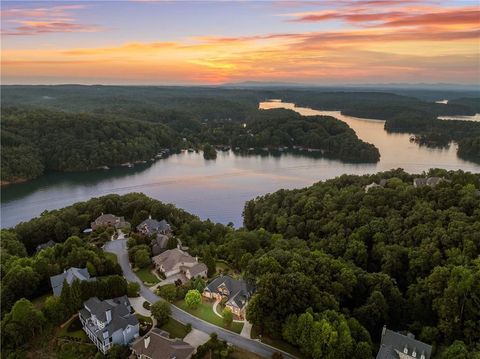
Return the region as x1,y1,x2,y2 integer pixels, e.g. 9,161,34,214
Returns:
104,239,296,359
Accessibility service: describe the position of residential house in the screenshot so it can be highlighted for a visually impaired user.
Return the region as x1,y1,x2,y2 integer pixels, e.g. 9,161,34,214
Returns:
137,216,172,236
91,213,130,230
130,328,195,359
151,234,171,256
365,179,387,192
79,296,139,354
376,326,432,359
50,267,95,296
413,177,445,188
35,240,56,254
203,275,255,319
152,248,207,282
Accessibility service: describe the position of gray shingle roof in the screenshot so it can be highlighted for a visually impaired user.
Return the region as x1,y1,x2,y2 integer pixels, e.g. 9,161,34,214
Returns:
50,267,94,296
82,296,138,340
35,240,56,254
137,218,170,234
204,275,255,310
376,327,432,359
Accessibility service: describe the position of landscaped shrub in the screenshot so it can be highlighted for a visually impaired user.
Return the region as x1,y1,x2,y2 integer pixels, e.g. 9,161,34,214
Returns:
143,301,151,310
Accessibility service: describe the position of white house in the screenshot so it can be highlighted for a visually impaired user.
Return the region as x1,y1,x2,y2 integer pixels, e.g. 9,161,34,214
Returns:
79,296,139,354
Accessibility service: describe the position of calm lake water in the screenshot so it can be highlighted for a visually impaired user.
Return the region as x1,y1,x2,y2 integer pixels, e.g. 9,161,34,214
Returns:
2,100,479,228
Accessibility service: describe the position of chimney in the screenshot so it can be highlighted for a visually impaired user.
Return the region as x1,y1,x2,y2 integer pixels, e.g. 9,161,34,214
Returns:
407,332,415,339
144,335,151,348
106,309,112,323
382,325,387,336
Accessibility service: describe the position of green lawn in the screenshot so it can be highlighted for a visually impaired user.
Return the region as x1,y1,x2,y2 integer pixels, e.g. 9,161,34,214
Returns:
174,299,243,334
134,267,160,286
57,317,88,341
251,325,305,358
104,251,118,265
160,318,190,339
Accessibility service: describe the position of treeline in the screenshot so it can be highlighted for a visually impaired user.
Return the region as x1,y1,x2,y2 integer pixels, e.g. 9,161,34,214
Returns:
196,109,380,162
242,169,480,358
1,107,176,183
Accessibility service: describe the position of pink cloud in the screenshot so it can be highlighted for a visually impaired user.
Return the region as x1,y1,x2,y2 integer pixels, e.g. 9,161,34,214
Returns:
0,4,102,36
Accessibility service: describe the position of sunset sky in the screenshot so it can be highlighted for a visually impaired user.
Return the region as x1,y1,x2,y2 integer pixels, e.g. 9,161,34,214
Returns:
1,0,479,85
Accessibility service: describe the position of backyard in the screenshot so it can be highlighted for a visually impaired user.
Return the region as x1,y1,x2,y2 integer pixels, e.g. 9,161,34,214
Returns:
134,266,160,286
174,299,243,334
57,316,88,341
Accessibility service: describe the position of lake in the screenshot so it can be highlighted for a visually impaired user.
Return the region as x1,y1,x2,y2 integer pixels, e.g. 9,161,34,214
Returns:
2,100,479,228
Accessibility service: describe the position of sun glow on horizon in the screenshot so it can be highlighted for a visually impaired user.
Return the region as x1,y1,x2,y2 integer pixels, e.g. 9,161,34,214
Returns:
1,0,479,85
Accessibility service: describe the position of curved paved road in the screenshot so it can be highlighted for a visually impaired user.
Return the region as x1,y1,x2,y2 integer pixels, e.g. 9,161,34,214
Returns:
104,239,295,359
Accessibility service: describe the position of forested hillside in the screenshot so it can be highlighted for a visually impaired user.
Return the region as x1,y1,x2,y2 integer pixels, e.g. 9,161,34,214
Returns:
2,170,479,358
197,108,380,162
1,107,176,184
243,169,480,358
2,85,479,184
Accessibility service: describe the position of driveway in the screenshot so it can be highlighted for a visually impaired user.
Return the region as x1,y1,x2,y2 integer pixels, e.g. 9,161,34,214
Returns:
104,239,295,359
183,329,210,348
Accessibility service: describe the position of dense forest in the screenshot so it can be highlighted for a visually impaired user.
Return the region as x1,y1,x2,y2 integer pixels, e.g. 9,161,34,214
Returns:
197,108,380,162
1,107,176,184
1,169,479,358
243,168,480,358
1,85,479,184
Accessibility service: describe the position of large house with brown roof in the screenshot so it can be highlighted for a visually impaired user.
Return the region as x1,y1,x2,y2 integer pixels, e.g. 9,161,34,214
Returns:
91,213,129,230
152,248,207,282
203,275,255,319
130,328,194,359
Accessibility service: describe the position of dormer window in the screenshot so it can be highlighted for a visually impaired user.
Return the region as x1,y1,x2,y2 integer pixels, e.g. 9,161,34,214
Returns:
420,355,425,359
412,350,417,357
404,346,408,354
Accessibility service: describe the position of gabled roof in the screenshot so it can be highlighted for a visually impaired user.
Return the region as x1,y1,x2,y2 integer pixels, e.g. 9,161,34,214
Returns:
131,328,194,359
204,275,255,310
376,327,432,359
50,267,93,296
82,296,138,339
152,248,197,272
35,240,56,254
94,213,118,223
137,218,170,234
188,262,208,277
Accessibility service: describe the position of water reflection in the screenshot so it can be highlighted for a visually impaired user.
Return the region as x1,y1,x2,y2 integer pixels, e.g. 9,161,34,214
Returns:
2,101,479,228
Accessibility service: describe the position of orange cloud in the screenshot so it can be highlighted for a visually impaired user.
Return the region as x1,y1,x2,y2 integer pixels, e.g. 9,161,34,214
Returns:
2,2,479,84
